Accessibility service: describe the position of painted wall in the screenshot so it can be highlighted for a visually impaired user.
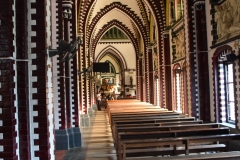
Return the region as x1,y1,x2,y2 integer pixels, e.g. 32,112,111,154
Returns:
95,43,136,69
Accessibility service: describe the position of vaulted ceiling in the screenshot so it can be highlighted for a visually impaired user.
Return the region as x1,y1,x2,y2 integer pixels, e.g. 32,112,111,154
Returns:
77,0,166,67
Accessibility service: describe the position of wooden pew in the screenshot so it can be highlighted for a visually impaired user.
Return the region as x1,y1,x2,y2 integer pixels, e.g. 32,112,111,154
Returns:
125,151,240,160
112,123,221,147
113,114,186,121
120,134,240,160
114,120,203,128
111,117,196,139
112,120,203,143
109,111,176,125
112,120,203,144
113,117,196,125
108,101,240,160
110,112,185,125
111,110,173,116
117,127,230,158
108,108,168,119
116,123,221,133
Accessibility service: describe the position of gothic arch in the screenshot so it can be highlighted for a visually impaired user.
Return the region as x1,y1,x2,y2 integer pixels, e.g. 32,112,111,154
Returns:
91,19,139,59
86,2,149,51
96,46,127,70
212,45,234,123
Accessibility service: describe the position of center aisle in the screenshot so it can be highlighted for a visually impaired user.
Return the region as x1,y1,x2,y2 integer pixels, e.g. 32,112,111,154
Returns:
63,109,117,160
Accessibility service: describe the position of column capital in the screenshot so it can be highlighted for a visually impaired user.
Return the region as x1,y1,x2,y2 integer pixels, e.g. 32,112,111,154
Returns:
194,0,205,8
162,30,170,35
62,0,73,19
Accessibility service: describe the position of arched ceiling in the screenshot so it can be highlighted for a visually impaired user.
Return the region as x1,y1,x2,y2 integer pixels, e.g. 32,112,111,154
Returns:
78,0,167,43
77,0,167,70
91,9,135,39
88,0,145,26
79,0,155,47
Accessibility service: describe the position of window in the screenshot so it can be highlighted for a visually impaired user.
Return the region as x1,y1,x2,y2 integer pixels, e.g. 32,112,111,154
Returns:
174,67,182,112
176,68,181,112
217,54,236,124
213,47,237,125
225,63,235,123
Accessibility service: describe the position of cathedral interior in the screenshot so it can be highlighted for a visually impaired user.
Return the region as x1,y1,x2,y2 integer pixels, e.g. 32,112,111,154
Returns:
1,0,240,159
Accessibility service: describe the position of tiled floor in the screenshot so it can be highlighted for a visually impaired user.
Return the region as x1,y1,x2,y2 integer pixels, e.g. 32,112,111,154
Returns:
55,108,117,160
55,150,67,160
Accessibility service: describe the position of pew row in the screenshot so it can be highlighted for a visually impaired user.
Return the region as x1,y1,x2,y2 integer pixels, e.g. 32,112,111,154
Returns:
125,151,240,160
110,112,185,125
117,127,230,158
112,123,222,148
120,134,240,160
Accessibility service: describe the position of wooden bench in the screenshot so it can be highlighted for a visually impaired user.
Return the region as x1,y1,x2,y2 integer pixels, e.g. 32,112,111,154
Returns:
117,127,230,157
108,108,169,119
112,120,204,143
114,120,203,128
125,151,240,160
109,111,178,124
113,120,203,139
110,113,186,125
112,117,197,138
112,123,221,147
113,117,196,125
113,120,203,135
120,134,240,160
111,110,173,115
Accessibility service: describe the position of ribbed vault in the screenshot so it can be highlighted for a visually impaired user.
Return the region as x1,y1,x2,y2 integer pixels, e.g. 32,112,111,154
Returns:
91,19,139,59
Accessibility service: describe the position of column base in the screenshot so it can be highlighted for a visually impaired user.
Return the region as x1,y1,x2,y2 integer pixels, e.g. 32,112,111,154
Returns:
72,127,82,147
55,129,69,150
67,128,74,148
55,128,82,150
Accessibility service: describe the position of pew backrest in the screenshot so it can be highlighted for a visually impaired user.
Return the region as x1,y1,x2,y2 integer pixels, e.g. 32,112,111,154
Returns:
120,134,240,160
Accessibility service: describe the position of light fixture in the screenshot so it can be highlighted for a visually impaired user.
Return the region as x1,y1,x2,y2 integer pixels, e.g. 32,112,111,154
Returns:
48,37,81,62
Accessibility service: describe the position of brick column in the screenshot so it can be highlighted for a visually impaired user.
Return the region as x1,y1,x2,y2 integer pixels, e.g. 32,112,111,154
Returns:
163,32,172,110
0,1,18,159
138,59,144,101
63,15,75,149
145,48,150,102
194,1,210,122
29,0,54,159
53,1,68,147
55,0,70,150
70,0,82,148
16,0,31,159
148,48,154,104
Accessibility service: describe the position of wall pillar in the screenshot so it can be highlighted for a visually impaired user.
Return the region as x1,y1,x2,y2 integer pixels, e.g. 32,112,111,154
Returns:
0,1,18,159
16,0,31,159
194,1,211,122
71,0,82,147
163,32,172,110
148,48,154,104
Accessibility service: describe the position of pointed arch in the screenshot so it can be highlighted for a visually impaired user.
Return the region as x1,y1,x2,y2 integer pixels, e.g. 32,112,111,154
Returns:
96,45,128,70
91,19,139,59
86,2,149,51
212,45,234,123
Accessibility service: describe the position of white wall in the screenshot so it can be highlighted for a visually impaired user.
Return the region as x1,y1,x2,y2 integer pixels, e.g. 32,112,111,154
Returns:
95,43,136,69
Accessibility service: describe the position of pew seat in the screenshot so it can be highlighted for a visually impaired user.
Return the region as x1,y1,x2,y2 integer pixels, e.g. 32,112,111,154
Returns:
119,134,240,160
125,151,240,160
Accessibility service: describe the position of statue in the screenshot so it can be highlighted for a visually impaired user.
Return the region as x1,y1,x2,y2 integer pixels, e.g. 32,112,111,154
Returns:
130,76,133,88
130,77,133,85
